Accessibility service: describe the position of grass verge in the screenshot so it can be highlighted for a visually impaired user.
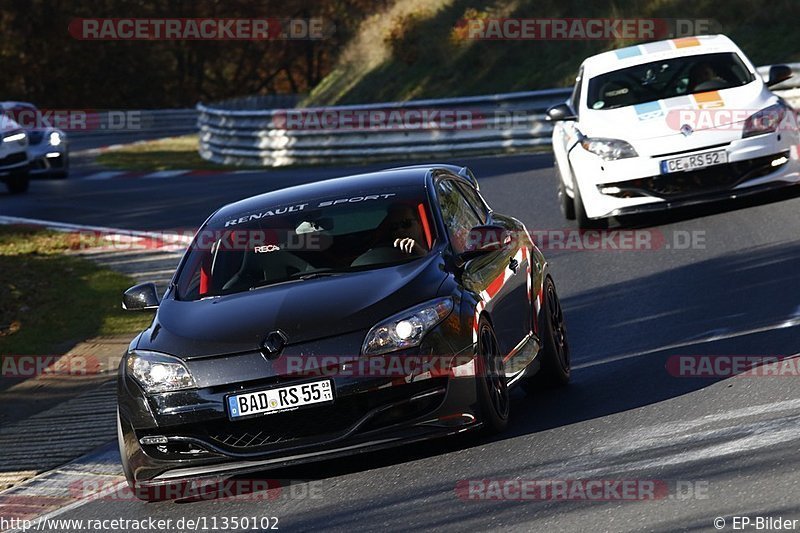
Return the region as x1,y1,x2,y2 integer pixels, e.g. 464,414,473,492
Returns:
0,226,152,355
94,135,236,171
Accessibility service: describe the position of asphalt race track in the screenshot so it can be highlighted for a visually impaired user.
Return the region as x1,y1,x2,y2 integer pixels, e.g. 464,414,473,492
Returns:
3,153,799,531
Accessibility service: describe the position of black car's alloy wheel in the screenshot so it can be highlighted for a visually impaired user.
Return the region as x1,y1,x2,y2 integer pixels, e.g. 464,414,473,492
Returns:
524,275,570,393
476,317,509,433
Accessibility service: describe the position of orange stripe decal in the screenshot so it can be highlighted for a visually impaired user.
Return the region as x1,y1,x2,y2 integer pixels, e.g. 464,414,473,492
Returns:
673,37,700,48
417,203,432,248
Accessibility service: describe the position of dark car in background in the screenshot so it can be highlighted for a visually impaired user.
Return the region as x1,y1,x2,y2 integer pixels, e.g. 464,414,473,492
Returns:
117,164,571,500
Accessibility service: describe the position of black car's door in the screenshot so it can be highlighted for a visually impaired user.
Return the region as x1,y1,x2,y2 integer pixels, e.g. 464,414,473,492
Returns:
435,178,531,359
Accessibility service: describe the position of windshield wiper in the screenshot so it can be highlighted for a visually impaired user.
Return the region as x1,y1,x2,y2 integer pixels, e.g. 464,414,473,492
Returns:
244,270,343,290
289,269,347,280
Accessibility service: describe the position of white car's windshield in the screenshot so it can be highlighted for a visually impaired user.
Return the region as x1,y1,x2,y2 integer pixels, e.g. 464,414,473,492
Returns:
586,52,754,110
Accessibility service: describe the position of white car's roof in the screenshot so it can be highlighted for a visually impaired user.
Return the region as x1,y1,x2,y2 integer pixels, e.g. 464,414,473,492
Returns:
581,34,746,78
0,101,37,111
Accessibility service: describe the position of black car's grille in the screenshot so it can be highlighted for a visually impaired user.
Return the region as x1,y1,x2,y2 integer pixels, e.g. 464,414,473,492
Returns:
600,152,789,199
0,152,26,167
194,379,447,453
207,403,359,449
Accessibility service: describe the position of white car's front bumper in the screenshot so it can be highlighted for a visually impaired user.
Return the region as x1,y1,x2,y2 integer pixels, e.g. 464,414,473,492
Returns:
28,142,68,176
569,129,800,219
0,145,29,175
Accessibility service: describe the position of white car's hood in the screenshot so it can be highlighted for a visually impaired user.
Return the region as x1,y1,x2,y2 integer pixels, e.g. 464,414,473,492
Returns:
578,82,776,145
0,116,22,134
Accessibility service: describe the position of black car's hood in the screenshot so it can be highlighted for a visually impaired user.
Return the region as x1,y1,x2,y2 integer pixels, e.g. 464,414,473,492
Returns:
136,254,448,359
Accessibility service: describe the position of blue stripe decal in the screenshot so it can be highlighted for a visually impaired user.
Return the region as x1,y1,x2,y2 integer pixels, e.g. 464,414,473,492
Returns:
615,46,641,59
634,101,663,121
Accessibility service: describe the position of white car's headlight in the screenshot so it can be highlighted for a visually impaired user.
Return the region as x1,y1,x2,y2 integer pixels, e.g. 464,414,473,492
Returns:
580,138,638,160
48,131,62,146
3,130,27,147
362,297,454,356
742,103,787,138
126,350,196,393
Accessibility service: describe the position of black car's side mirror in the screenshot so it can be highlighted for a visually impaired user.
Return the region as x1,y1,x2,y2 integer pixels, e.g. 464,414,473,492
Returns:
766,64,793,87
546,103,577,122
122,282,160,311
459,225,512,263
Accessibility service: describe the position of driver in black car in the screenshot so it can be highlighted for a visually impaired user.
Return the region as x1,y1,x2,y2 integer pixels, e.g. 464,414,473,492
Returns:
375,203,427,255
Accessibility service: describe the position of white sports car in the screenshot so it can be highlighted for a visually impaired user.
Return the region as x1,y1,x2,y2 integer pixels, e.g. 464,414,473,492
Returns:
548,34,799,228
1,102,69,179
0,114,30,194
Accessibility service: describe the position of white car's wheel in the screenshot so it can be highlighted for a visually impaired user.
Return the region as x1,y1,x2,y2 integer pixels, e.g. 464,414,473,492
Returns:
555,161,575,220
5,172,29,194
574,178,608,229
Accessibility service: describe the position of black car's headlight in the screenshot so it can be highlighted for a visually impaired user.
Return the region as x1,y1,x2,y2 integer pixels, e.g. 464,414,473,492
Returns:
580,138,638,160
362,297,454,356
126,350,196,394
48,131,62,146
742,103,787,138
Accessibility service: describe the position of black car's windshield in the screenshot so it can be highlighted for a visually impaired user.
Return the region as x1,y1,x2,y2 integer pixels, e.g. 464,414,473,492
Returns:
175,187,436,300
586,52,754,110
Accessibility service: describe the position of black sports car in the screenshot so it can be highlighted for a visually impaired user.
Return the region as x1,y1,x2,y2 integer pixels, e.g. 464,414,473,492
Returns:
117,164,570,500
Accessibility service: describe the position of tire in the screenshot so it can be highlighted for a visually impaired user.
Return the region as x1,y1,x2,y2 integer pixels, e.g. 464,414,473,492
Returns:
523,276,570,394
5,172,29,194
573,178,607,230
53,153,69,179
476,317,510,434
555,162,576,220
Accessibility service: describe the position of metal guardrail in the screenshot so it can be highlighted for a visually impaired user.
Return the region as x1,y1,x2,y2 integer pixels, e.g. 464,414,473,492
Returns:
197,90,570,166
198,64,800,167
67,109,199,141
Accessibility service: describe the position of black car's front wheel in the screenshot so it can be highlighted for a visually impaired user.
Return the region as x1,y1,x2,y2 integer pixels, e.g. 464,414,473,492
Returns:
523,275,570,393
476,317,509,434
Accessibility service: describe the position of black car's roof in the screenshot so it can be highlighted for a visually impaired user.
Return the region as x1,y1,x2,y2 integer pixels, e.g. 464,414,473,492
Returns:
209,164,467,226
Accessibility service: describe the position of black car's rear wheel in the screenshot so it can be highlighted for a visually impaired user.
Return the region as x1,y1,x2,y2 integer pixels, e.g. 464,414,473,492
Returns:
476,317,509,434
523,275,570,394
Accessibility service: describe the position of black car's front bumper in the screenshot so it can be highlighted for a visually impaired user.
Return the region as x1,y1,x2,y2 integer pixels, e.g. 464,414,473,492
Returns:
118,352,481,487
